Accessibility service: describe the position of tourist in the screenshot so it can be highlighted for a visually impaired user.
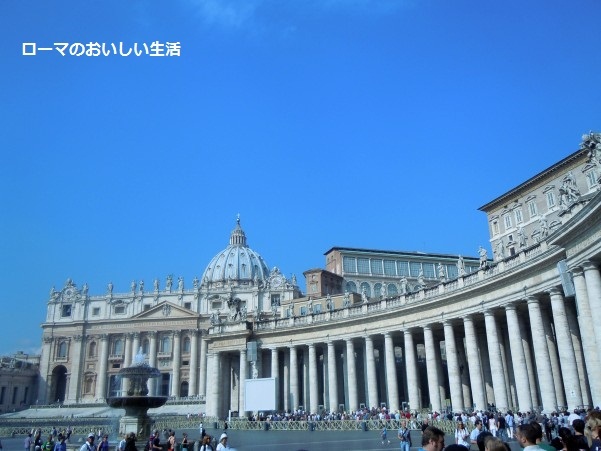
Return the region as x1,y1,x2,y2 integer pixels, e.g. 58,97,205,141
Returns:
53,435,66,451
419,427,446,451
515,424,543,451
80,434,95,451
97,435,110,451
456,421,470,447
24,433,33,451
43,435,55,451
181,433,189,451
471,420,484,446
199,435,213,451
124,433,137,451
398,419,412,451
216,433,228,451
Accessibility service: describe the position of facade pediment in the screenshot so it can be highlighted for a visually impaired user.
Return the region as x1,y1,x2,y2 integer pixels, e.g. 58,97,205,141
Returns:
131,301,197,320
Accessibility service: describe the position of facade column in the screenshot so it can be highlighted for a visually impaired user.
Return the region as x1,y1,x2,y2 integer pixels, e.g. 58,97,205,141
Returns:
364,336,379,409
571,268,601,407
308,344,318,413
124,333,133,368
289,345,299,411
505,304,532,412
271,348,279,410
541,304,566,408
283,353,289,412
383,332,399,412
67,335,84,403
423,325,441,412
148,332,158,396
239,349,247,416
205,351,221,417
37,336,53,403
131,333,140,363
327,341,339,412
443,321,463,412
171,331,181,397
526,297,557,412
484,310,509,410
189,330,199,396
96,334,110,400
198,336,208,399
403,329,420,411
564,299,592,407
463,316,485,411
582,262,601,367
346,339,358,412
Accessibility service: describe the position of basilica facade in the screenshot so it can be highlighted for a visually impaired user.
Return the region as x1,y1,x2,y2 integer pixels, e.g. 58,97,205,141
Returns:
38,132,601,418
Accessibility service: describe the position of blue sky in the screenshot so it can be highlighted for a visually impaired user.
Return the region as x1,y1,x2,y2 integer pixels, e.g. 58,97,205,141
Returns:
1,0,600,357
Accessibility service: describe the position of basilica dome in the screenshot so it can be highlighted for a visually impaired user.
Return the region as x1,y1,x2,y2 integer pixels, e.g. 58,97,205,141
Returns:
201,218,270,286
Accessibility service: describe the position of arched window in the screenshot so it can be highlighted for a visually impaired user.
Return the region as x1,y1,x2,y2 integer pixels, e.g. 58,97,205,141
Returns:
113,338,124,356
360,282,371,298
183,337,191,354
387,284,398,296
57,341,68,358
88,342,97,358
160,336,171,353
373,283,382,296
345,281,357,293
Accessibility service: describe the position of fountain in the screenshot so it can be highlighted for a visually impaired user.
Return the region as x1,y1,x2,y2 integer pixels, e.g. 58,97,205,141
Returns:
106,349,168,437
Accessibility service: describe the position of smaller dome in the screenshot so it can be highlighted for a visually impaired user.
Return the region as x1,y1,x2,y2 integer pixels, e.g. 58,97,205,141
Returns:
201,217,270,286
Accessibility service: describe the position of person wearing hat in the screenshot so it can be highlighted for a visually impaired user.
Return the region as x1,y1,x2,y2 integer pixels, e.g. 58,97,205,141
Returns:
80,434,95,451
216,433,228,450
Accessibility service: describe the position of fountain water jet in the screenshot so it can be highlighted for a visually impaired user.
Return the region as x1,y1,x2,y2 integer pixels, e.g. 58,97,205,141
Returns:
106,349,168,437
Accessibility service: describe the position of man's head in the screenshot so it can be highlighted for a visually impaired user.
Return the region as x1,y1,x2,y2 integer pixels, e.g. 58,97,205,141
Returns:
475,420,483,429
477,431,493,451
573,419,585,434
422,426,445,451
516,424,539,447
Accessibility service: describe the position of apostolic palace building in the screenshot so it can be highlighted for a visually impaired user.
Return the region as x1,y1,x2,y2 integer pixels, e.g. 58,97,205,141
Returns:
37,132,601,418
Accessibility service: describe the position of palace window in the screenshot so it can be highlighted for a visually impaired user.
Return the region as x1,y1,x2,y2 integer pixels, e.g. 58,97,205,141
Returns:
370,259,383,275
92,307,100,316
373,283,382,296
271,294,281,307
503,214,512,230
586,169,598,189
528,200,538,218
409,262,421,277
345,281,357,293
383,260,396,276
492,220,499,235
423,263,435,278
357,258,370,274
514,208,523,224
61,304,72,317
114,305,125,315
397,261,409,276
343,257,357,273
546,190,556,208
57,341,68,358
160,336,171,353
113,339,124,356
300,306,307,316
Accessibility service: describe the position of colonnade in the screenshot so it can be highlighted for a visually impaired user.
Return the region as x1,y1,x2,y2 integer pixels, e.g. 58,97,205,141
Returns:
205,260,601,417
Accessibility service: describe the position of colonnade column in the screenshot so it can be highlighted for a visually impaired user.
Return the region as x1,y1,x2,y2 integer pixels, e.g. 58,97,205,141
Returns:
504,304,532,412
526,297,557,411
239,349,247,417
189,330,199,396
383,332,399,412
403,329,420,411
289,345,299,411
171,331,181,397
198,337,208,398
423,325,441,412
131,333,140,362
346,339,358,412
570,268,601,407
124,333,133,368
443,321,463,412
582,262,601,367
205,351,221,417
327,341,339,412
148,332,158,396
548,288,582,409
308,344,318,413
483,310,509,410
96,334,109,400
463,316,485,410
67,335,83,403
364,336,378,409
271,348,279,410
